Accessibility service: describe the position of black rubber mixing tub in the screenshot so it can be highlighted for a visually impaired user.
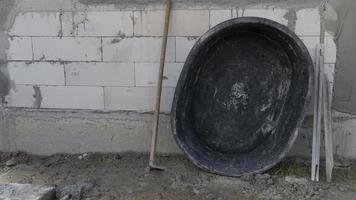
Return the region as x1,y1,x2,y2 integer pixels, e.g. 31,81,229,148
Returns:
171,17,313,176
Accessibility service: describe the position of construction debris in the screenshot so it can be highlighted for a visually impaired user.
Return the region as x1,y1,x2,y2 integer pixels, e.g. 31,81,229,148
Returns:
0,183,55,200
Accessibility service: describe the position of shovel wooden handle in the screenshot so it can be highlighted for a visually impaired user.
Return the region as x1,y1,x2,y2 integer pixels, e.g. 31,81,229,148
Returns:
149,0,171,163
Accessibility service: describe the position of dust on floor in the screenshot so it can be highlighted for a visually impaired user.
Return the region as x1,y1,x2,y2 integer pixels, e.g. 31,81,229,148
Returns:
0,152,356,200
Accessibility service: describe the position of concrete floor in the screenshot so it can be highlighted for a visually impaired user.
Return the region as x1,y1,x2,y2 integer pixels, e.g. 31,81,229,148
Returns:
0,152,356,200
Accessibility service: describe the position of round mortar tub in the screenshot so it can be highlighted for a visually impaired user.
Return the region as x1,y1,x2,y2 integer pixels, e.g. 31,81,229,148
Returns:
171,17,313,176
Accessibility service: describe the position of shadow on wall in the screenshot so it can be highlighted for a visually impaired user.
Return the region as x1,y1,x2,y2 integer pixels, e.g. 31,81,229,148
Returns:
0,0,14,104
330,0,356,114
0,65,9,103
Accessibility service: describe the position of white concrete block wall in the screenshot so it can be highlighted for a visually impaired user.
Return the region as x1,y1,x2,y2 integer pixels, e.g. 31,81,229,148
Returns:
32,37,102,61
39,86,104,109
295,9,320,36
237,8,289,26
9,12,62,36
5,85,104,109
7,37,33,60
104,87,174,111
5,85,38,108
102,37,175,62
8,62,65,85
133,10,210,36
4,7,336,113
135,62,183,87
209,10,232,28
176,36,198,62
62,11,134,37
65,62,135,86
305,36,336,64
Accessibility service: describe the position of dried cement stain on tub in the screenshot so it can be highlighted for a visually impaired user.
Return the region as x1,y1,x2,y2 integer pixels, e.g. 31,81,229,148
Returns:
217,82,249,111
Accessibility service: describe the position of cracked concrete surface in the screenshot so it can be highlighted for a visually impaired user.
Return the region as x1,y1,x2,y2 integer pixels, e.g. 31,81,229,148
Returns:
1,152,356,200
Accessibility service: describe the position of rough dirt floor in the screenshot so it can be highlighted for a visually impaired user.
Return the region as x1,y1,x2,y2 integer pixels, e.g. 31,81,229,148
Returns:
0,152,356,200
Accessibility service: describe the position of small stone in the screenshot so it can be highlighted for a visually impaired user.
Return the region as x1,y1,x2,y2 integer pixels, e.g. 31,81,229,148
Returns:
56,179,96,200
271,194,283,200
254,174,263,179
126,189,133,194
193,188,200,195
5,158,17,167
255,173,269,180
78,153,89,160
264,173,271,179
114,154,122,160
138,181,147,188
321,185,330,190
267,178,274,185
347,174,352,179
44,162,52,167
241,174,253,181
285,176,308,185
60,194,72,200
206,193,214,198
338,186,346,192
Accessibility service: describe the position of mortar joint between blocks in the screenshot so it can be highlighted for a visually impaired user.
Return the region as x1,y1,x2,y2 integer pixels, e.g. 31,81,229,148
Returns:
30,36,34,61
63,63,67,86
208,10,211,28
133,62,136,87
102,86,106,110
100,36,104,62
